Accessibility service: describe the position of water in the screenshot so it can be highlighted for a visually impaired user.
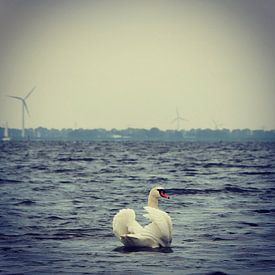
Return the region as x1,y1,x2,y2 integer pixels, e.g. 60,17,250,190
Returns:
0,141,275,274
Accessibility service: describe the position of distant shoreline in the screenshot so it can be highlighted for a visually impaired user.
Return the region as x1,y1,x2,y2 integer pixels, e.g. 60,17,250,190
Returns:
1,127,275,141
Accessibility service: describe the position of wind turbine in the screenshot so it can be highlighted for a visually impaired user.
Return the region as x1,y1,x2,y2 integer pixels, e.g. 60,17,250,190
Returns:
171,108,188,130
7,87,36,138
212,119,223,130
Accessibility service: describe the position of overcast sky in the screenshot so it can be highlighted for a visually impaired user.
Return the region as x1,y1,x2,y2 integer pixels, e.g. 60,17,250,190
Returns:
0,0,275,130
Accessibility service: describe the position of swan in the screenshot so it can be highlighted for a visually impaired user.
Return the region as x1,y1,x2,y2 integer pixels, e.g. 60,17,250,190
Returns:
112,186,172,248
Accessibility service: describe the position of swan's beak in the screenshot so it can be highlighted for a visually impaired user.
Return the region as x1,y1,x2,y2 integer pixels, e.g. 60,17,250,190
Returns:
160,191,170,199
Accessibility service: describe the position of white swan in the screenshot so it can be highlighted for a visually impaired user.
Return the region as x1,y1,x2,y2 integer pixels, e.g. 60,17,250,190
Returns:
112,186,172,248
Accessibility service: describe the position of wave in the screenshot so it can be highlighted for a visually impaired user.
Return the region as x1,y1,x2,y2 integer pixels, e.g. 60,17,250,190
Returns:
58,157,96,162
7,227,104,241
46,215,66,220
31,165,48,171
239,171,275,176
117,158,137,163
168,186,259,195
253,209,275,214
0,178,21,184
203,162,272,169
223,186,258,193
240,221,259,227
53,168,75,173
167,188,220,195
14,199,35,206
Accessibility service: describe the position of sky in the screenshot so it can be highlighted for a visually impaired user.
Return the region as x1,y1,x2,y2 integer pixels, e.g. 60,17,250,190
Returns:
0,0,275,130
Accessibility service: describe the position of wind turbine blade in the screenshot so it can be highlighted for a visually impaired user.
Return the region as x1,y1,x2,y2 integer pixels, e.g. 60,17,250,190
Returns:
24,86,36,100
171,118,178,123
23,100,30,117
179,117,188,121
7,95,23,101
176,108,179,118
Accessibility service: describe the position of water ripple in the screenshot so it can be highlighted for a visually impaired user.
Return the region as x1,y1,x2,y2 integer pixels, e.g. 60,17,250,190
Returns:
0,141,274,274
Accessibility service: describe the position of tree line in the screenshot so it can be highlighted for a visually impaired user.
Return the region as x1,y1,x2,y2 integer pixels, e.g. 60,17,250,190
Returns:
1,127,275,141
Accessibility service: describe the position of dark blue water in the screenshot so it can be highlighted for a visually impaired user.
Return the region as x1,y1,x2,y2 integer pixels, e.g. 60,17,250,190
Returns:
0,141,275,274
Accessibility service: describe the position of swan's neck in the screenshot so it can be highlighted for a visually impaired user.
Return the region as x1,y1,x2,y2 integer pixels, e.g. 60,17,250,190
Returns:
148,194,158,209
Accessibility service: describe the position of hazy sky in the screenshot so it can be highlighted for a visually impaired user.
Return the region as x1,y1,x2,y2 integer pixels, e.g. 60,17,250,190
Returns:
0,0,275,130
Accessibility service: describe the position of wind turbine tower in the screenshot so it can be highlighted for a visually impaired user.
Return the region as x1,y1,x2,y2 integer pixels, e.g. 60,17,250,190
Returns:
172,108,188,130
212,119,223,130
8,87,36,138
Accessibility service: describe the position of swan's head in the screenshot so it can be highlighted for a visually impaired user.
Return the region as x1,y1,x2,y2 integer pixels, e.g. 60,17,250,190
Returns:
150,186,170,199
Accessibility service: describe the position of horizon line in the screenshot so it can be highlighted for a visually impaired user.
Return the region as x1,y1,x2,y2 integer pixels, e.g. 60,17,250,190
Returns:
1,126,275,132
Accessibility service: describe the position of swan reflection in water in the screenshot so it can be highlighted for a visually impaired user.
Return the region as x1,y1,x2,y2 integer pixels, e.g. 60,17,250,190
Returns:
113,246,173,254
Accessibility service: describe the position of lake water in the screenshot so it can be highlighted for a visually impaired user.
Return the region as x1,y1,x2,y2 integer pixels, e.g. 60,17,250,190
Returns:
0,141,275,274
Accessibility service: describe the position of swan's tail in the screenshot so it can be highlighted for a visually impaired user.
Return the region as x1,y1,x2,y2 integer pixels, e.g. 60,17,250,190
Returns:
112,208,143,240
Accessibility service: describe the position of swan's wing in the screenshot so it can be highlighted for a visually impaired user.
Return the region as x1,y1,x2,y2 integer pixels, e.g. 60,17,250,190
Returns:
142,206,173,247
112,208,143,240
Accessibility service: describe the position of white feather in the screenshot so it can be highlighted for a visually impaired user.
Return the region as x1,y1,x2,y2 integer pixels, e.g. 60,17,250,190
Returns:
143,206,173,247
112,208,143,240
